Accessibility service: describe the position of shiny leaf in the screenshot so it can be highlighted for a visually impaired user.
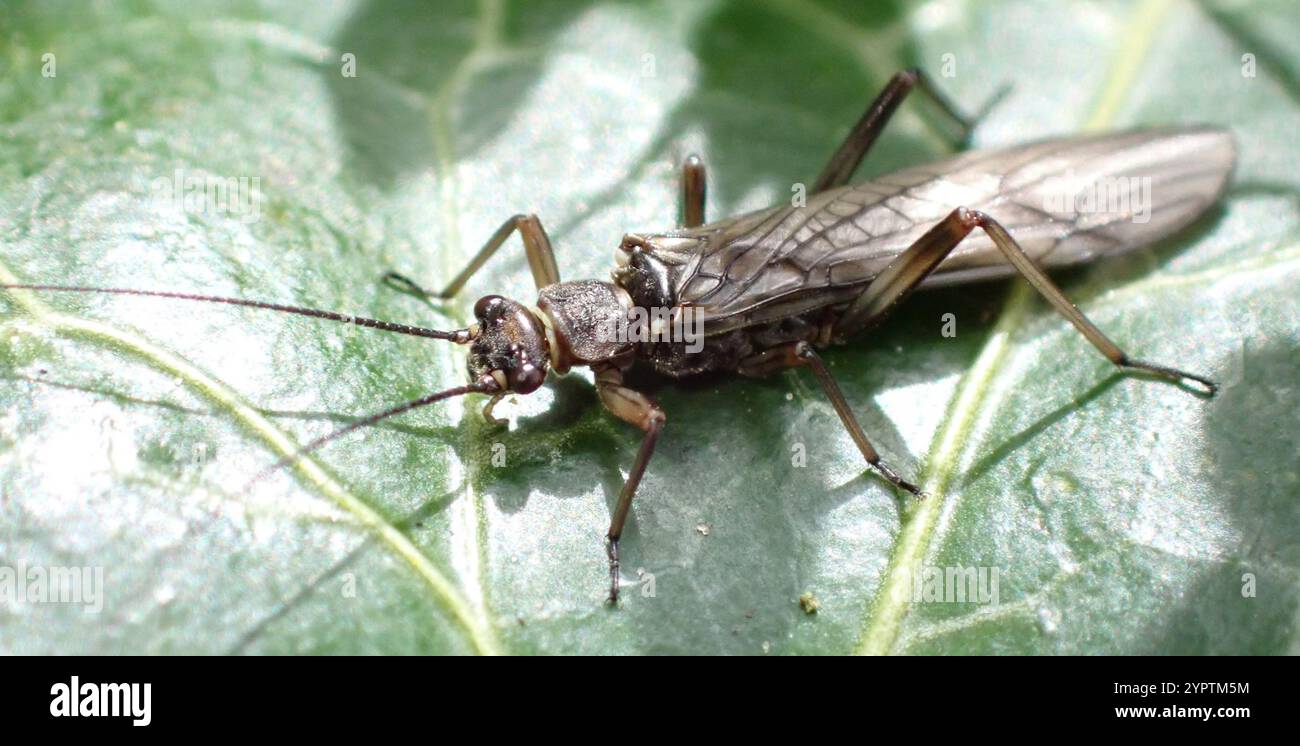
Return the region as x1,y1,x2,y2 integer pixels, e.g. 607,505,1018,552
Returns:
0,0,1295,654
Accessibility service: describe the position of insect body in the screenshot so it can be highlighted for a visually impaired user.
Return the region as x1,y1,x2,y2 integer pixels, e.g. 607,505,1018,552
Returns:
3,70,1234,605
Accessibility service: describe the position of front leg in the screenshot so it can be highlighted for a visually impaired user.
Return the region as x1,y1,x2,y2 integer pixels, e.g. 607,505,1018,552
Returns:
383,213,561,299
594,364,666,606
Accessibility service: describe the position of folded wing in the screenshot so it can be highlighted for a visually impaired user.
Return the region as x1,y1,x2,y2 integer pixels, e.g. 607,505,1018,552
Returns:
670,127,1235,332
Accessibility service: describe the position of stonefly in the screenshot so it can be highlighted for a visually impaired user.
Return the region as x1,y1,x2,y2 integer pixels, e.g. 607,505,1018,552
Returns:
3,69,1234,604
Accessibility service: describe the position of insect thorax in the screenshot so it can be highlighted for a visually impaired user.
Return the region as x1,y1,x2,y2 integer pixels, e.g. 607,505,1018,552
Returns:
610,233,823,378
535,279,636,373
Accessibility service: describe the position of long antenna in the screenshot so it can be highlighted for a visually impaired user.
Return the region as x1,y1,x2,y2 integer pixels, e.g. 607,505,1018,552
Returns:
245,381,495,489
0,284,471,342
2,282,491,488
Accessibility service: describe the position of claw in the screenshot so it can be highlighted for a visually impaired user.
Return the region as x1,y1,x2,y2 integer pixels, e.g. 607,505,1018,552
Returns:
381,271,436,299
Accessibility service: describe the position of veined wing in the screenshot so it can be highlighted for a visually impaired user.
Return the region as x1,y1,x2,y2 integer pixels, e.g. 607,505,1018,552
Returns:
668,127,1234,333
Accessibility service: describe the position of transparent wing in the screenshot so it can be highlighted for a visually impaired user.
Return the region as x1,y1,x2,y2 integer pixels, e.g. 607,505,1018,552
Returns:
670,127,1235,332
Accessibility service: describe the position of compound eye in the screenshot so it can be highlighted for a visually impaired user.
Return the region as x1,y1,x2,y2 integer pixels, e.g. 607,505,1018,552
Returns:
510,361,546,394
474,295,506,321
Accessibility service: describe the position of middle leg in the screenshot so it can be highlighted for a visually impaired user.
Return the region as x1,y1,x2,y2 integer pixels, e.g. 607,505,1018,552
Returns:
812,68,973,194
680,154,707,228
739,341,922,495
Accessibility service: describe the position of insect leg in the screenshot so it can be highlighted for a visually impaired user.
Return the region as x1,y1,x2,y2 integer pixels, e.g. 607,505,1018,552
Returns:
835,207,1218,394
739,342,921,495
594,364,666,605
681,154,707,228
812,68,971,194
383,213,561,300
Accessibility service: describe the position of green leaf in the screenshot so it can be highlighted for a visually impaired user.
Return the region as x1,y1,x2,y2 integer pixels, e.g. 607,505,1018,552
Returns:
1,0,1295,654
